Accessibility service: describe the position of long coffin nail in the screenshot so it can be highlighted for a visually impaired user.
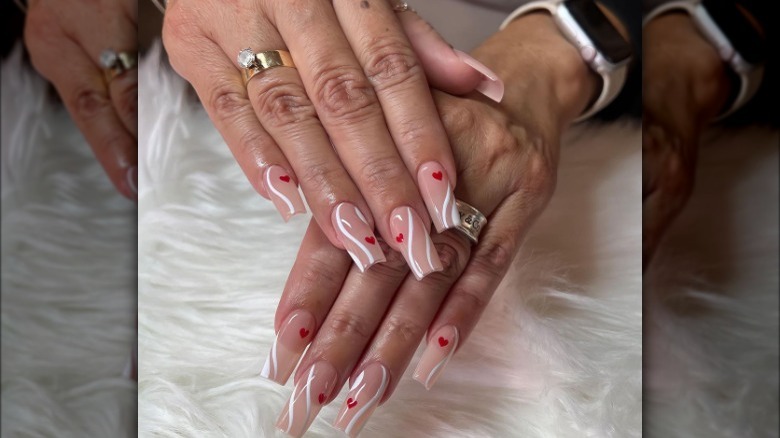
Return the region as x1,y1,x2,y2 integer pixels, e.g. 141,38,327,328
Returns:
260,310,315,385
413,326,459,390
389,206,443,280
454,50,505,103
264,165,306,221
276,361,338,438
332,202,386,272
418,162,460,233
333,363,389,437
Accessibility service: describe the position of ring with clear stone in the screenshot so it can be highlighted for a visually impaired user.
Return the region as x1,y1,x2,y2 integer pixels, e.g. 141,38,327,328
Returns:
237,49,296,85
99,49,138,84
392,1,415,12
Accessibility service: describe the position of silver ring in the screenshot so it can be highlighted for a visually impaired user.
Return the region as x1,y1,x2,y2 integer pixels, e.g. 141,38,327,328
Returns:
99,49,138,83
392,1,415,13
455,200,487,244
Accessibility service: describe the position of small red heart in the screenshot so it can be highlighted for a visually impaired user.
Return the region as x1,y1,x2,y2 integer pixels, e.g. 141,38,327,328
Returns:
299,328,310,338
365,236,376,245
395,233,404,243
279,175,291,183
438,336,449,347
432,171,443,181
318,393,326,404
347,398,358,409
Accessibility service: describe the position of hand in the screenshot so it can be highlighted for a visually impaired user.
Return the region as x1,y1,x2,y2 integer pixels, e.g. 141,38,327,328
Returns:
162,0,502,277
642,13,731,269
23,0,138,200
263,13,599,437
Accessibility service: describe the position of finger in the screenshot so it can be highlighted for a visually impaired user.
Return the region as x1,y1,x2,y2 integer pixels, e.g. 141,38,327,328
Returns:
275,237,411,437
162,28,306,220
396,9,504,100
332,231,470,437
642,165,694,270
417,191,543,389
269,0,442,278
25,27,136,200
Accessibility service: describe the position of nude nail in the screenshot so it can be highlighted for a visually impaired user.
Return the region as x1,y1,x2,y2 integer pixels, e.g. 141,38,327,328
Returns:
418,162,460,233
454,50,505,103
389,206,443,280
263,165,306,221
276,361,338,438
332,202,386,272
260,310,315,385
333,363,389,437
413,325,458,390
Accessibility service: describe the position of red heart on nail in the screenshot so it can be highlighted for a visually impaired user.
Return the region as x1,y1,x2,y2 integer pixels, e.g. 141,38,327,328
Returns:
279,175,291,183
432,171,443,181
365,236,376,245
438,336,449,347
395,233,404,243
299,328,310,338
347,398,358,409
318,393,326,404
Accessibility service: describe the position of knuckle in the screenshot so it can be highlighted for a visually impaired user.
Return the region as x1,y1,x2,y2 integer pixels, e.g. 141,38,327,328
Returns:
208,84,249,123
356,155,408,198
313,66,378,122
290,250,347,307
251,78,316,128
367,246,409,279
296,159,344,195
383,315,426,344
525,152,557,199
115,79,138,118
472,238,515,277
435,242,464,278
327,311,373,341
70,87,111,118
451,285,489,312
362,39,421,91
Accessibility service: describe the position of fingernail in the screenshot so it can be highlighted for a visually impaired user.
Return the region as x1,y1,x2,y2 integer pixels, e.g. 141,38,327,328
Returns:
389,206,443,280
263,165,306,221
333,363,389,437
454,50,504,103
276,361,338,438
126,165,137,198
413,325,458,390
332,202,386,272
260,310,315,385
418,162,460,233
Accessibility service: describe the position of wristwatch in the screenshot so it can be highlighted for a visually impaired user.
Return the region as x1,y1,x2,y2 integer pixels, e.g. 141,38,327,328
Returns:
500,0,633,122
644,0,765,119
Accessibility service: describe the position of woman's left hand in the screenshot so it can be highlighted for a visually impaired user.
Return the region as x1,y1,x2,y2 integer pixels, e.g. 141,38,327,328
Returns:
261,12,601,437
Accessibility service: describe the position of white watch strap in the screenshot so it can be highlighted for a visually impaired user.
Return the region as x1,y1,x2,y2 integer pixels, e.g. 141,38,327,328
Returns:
500,0,628,122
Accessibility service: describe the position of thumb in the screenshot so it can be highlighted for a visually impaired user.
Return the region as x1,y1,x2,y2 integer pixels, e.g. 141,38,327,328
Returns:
398,11,504,102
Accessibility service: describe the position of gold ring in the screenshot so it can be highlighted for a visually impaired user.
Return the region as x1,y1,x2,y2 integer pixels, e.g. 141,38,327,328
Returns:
454,200,487,245
392,1,415,12
100,49,137,84
238,49,296,85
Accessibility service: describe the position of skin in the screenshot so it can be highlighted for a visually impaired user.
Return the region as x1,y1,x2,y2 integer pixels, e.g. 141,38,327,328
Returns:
161,0,489,258
277,10,600,411
23,0,138,200
642,13,732,270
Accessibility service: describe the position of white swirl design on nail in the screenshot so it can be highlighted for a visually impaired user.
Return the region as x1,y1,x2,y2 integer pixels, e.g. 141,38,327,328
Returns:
441,181,453,228
425,330,459,389
266,168,295,215
345,366,388,436
286,364,316,434
407,208,424,279
336,204,375,267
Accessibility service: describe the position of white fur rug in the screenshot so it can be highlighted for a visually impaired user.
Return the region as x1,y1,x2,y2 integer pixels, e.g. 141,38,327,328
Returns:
1,45,137,436
137,44,642,437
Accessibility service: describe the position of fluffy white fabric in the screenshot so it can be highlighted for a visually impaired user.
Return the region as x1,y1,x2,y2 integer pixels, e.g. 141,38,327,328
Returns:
137,44,642,437
1,45,136,436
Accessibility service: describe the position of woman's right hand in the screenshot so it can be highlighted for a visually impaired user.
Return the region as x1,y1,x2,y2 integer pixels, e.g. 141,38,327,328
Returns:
162,0,503,278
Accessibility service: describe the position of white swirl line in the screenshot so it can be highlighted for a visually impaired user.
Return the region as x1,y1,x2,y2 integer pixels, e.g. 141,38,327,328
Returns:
425,228,435,272
406,209,424,279
448,183,460,226
441,182,452,228
270,339,278,380
336,204,374,268
425,331,459,389
266,169,295,214
286,365,316,433
345,367,388,436
304,365,314,429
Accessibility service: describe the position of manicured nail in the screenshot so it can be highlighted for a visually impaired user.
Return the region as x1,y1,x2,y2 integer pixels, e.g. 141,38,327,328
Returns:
260,310,315,385
127,165,137,198
263,165,306,221
413,325,458,390
276,361,338,438
333,363,389,437
454,50,504,103
418,162,460,233
389,206,443,280
332,202,386,272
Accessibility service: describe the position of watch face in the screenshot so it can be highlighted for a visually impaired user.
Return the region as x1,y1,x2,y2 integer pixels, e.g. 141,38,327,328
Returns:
565,0,632,64
702,0,765,64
